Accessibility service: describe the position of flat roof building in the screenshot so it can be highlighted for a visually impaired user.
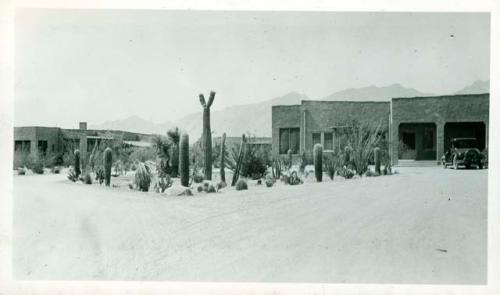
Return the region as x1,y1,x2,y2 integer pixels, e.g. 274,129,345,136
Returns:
272,93,489,165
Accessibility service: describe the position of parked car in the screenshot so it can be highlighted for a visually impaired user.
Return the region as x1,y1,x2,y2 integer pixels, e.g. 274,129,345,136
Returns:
441,137,486,169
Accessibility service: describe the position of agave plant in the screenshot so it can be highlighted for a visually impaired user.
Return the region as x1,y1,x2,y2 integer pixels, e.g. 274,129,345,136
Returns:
134,162,152,192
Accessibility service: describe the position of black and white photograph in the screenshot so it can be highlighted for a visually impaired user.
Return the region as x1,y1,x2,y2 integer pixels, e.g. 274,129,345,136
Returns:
1,1,499,294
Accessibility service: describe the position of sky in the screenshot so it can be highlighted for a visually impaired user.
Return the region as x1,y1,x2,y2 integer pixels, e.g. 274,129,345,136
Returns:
14,9,490,128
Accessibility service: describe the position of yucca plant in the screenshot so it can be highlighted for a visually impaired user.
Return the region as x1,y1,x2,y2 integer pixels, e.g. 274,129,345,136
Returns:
167,127,181,177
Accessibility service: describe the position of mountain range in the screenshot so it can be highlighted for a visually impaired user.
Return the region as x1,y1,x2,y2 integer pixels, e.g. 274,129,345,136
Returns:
90,80,490,138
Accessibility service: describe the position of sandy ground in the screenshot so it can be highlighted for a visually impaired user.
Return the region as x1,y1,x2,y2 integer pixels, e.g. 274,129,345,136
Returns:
13,167,487,284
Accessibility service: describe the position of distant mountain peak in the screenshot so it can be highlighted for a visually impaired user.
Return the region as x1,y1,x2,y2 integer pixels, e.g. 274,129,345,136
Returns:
454,80,489,95
322,83,433,102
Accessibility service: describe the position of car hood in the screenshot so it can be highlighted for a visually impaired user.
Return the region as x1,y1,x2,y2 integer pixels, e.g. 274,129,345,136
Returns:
455,148,480,154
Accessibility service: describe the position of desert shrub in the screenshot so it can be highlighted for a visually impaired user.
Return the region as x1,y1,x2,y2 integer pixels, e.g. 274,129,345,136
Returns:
154,175,173,193
190,139,205,172
265,175,274,187
152,135,172,175
235,179,248,191
31,155,45,174
51,166,61,174
299,151,307,173
192,171,204,183
95,167,105,184
228,142,270,180
83,173,92,184
336,120,386,176
325,154,336,180
364,168,379,177
216,181,227,191
167,127,181,176
338,166,355,179
382,164,393,175
287,171,303,185
130,146,157,163
134,162,152,192
207,184,216,193
67,167,78,182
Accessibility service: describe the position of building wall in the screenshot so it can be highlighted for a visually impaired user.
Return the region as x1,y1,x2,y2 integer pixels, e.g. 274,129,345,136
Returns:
390,93,489,164
301,101,390,154
271,105,302,156
14,127,62,154
271,101,390,158
14,126,154,159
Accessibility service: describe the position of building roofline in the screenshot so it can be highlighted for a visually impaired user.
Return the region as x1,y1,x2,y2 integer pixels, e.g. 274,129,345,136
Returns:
392,93,489,100
300,100,390,104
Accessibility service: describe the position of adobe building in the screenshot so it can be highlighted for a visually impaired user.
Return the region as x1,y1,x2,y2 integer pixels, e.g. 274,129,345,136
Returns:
14,122,153,160
272,93,489,165
213,136,272,153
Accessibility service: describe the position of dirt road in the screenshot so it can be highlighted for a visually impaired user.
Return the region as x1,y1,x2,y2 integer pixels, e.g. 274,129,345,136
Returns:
13,167,487,283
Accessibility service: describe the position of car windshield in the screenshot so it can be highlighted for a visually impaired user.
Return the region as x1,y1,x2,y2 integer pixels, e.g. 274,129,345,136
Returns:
452,139,478,149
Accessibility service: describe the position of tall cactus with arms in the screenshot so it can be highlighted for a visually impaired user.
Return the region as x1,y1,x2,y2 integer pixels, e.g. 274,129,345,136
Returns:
199,91,216,180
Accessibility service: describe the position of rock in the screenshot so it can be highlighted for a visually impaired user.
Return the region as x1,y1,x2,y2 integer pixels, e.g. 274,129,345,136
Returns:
165,185,193,196
207,184,216,193
216,181,227,192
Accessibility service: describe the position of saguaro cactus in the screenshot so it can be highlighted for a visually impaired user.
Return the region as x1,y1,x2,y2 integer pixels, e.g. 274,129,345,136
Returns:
104,147,112,186
74,149,81,178
231,134,246,186
314,143,323,182
179,133,190,187
374,147,381,174
199,91,216,180
220,132,226,183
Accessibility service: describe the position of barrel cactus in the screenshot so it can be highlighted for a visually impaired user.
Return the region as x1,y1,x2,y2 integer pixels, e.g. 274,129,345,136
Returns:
236,179,248,191
179,133,190,187
374,147,381,175
313,144,323,182
74,149,81,178
104,147,112,186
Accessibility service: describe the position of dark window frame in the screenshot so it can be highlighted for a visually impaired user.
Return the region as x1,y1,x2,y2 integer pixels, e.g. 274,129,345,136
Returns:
279,127,300,154
324,132,334,150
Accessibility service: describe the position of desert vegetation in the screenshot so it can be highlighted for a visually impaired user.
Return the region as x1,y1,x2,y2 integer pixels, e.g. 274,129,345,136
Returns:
16,91,396,197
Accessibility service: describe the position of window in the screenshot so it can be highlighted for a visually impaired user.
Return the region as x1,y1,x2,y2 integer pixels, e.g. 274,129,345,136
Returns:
38,140,48,156
14,140,31,152
324,132,333,150
279,128,300,154
312,133,321,148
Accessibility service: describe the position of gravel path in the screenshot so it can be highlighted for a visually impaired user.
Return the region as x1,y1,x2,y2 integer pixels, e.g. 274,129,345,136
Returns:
13,167,487,283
